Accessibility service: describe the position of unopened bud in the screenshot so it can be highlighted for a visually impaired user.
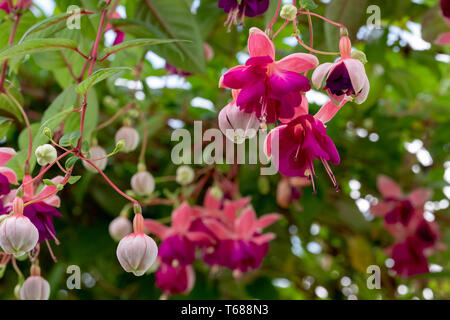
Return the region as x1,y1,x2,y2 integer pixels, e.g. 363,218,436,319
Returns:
35,144,57,166
109,216,132,241
210,185,223,199
176,165,195,186
0,214,38,257
42,127,52,139
82,146,108,172
20,275,50,300
131,171,155,196
280,4,297,21
115,126,139,153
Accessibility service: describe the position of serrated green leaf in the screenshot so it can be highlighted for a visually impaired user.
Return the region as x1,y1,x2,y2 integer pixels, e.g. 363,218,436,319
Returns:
59,130,81,147
75,67,130,95
65,156,79,169
0,38,79,63
68,175,82,184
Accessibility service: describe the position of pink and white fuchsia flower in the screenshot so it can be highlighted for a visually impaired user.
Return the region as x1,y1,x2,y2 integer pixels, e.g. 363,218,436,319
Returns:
109,216,132,241
20,265,50,300
115,126,140,153
116,213,158,276
0,148,18,194
220,27,318,123
312,36,370,106
0,198,39,257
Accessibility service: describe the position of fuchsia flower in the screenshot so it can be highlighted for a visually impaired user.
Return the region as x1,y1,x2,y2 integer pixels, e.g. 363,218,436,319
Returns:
155,262,195,296
371,175,443,277
220,27,318,123
312,36,369,106
144,202,211,266
0,0,31,14
203,205,280,273
1,174,63,243
0,148,18,191
219,0,270,29
265,98,341,191
105,12,125,46
436,0,450,45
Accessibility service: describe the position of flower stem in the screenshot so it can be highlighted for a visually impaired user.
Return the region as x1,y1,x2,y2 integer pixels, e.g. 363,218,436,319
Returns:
0,12,21,90
296,10,345,29
266,0,282,31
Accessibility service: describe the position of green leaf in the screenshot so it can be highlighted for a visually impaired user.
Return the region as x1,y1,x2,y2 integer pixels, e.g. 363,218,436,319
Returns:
65,155,79,169
298,0,318,10
114,0,206,74
100,38,185,58
0,116,13,138
19,11,94,43
75,67,130,95
43,179,57,186
68,175,82,184
0,82,24,123
59,130,81,147
0,38,79,63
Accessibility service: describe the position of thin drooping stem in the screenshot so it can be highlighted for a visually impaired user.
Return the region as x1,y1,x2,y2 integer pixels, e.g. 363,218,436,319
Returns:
272,20,289,40
297,10,345,29
80,156,139,204
292,20,339,56
266,0,282,31
0,12,21,90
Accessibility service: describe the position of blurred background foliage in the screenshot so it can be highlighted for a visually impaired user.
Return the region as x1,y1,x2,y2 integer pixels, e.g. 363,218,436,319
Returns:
0,0,449,300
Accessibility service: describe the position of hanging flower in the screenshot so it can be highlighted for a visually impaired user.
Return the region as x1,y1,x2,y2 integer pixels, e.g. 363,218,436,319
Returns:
312,36,370,106
155,262,195,296
265,98,341,191
0,148,18,188
220,27,318,123
218,0,270,29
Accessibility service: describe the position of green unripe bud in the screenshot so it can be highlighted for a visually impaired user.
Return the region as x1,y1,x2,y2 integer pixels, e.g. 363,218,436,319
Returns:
280,4,297,21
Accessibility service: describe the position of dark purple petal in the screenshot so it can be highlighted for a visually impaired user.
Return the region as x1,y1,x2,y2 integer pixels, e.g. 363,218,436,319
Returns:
0,173,10,196
240,0,270,17
218,0,239,13
391,237,429,277
23,202,61,243
324,62,355,96
442,0,450,19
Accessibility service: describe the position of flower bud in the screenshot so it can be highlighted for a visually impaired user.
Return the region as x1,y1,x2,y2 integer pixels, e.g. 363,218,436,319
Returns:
280,4,297,21
131,171,155,196
0,199,39,257
116,215,158,276
339,35,352,59
203,43,214,61
176,165,195,186
109,216,132,241
35,144,57,166
20,274,50,300
115,126,139,153
82,146,108,172
276,178,292,209
218,103,260,144
42,127,52,139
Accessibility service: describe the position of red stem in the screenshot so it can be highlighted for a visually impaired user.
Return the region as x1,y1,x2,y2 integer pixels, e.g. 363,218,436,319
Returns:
266,0,282,31
0,12,21,89
296,11,345,29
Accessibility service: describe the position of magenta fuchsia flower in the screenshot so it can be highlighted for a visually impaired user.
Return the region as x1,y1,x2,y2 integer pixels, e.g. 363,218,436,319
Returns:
144,202,212,266
105,12,125,45
155,262,195,296
389,236,429,277
203,206,280,273
219,0,269,29
265,98,341,191
371,175,433,238
312,36,369,106
0,147,18,187
0,0,32,14
220,27,318,123
436,0,450,45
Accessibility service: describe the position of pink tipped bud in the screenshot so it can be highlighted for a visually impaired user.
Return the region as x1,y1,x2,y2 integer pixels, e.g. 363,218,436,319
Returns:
115,126,140,153
20,274,50,300
131,171,155,196
0,208,39,257
116,231,158,276
82,146,108,172
339,36,352,59
109,216,132,241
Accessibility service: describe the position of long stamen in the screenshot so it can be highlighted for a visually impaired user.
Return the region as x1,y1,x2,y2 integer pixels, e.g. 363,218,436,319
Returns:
44,223,60,245
321,158,339,191
45,239,58,263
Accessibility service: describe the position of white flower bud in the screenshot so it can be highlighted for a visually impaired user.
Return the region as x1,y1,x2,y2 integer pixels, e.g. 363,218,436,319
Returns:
115,126,139,153
82,146,108,172
280,4,297,21
20,276,50,300
35,144,57,166
109,216,132,241
131,171,155,196
176,165,195,186
0,215,39,257
116,233,158,276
